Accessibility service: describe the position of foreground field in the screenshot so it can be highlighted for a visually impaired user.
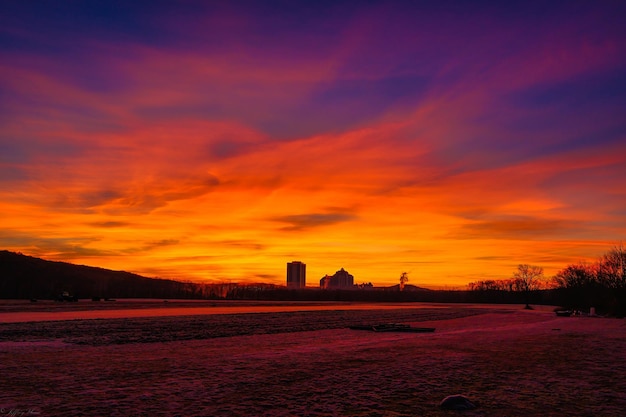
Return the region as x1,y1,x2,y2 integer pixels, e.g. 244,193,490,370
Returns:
1,306,625,416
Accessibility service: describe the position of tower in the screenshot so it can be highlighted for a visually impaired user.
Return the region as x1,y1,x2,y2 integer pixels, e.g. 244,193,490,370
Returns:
286,261,306,288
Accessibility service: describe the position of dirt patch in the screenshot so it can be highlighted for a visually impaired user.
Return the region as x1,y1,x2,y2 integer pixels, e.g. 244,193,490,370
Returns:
0,307,483,345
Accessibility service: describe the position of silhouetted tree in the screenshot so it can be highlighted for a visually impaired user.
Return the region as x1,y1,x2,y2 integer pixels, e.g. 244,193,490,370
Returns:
553,263,597,289
513,264,544,308
597,243,626,289
552,262,599,310
399,272,409,291
596,244,626,315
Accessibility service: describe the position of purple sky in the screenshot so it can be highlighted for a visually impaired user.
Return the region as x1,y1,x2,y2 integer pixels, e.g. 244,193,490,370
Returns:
1,1,625,286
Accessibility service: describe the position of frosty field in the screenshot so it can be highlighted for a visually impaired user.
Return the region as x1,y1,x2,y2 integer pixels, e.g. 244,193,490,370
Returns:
1,302,625,416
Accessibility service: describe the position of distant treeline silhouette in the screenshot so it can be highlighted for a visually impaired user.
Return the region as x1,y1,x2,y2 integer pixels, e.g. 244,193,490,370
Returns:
468,245,626,316
1,247,624,315
0,250,497,303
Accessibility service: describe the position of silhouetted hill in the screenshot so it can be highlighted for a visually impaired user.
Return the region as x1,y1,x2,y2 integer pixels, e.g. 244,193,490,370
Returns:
382,284,432,292
0,250,200,300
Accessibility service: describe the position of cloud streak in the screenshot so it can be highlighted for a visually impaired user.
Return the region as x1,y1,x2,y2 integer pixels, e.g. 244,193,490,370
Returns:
272,212,358,232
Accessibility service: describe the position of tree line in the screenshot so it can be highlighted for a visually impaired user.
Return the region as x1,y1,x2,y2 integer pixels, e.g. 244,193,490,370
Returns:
468,244,626,315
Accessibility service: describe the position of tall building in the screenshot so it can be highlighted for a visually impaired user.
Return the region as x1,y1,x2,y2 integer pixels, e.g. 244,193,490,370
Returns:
320,268,354,289
286,261,306,288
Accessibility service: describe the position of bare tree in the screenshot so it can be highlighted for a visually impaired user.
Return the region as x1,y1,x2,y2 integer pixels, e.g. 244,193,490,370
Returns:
597,243,626,289
399,272,409,291
513,264,544,309
553,263,597,289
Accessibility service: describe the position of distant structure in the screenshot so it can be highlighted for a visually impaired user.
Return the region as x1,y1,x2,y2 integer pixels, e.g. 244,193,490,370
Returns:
320,268,354,289
286,261,306,288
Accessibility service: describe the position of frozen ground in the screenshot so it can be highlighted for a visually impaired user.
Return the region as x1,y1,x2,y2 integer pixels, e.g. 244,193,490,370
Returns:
1,305,625,416
0,300,469,323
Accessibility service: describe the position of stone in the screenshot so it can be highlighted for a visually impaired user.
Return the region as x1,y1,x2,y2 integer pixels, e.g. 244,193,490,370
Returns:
439,394,477,410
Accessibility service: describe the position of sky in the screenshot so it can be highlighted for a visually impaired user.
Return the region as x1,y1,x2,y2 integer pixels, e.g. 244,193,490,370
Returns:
1,1,625,288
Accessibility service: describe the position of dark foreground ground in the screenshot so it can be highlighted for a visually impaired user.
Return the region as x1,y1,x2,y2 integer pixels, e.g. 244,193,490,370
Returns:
1,305,625,416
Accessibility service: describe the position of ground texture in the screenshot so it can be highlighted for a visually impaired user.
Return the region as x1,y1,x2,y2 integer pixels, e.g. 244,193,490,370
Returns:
1,304,625,416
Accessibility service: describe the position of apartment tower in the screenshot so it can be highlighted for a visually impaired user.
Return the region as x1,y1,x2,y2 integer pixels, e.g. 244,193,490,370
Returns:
286,261,306,288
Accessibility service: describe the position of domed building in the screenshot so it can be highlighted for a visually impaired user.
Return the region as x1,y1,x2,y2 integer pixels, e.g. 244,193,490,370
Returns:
320,268,354,289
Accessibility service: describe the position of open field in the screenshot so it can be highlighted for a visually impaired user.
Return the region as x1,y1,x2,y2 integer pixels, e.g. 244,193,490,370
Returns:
0,300,479,324
1,304,625,416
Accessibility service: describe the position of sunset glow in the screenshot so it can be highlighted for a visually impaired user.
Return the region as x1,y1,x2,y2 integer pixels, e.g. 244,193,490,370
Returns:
1,1,625,287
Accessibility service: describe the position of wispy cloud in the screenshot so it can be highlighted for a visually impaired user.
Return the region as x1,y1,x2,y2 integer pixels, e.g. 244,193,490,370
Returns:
271,211,358,232
450,216,580,240
0,230,111,259
87,221,131,228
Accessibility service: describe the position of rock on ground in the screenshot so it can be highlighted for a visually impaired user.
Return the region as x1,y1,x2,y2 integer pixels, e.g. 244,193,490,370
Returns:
440,394,477,410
